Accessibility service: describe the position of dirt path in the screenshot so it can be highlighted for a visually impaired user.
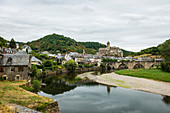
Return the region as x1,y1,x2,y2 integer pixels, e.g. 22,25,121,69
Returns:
77,72,170,96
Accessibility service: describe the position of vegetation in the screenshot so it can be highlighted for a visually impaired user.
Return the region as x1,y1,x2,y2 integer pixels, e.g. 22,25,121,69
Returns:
115,69,170,82
32,80,42,93
78,41,106,50
9,38,16,48
75,76,83,81
102,59,118,62
28,33,96,54
131,46,160,56
0,36,8,47
30,65,41,78
159,39,170,72
0,81,53,112
119,60,130,62
64,59,77,72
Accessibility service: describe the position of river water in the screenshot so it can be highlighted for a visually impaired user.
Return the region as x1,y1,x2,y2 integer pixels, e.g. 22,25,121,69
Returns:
38,72,170,113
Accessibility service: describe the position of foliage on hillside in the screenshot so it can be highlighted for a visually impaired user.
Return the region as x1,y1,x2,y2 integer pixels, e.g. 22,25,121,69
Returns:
132,46,160,56
78,42,106,50
0,36,8,47
27,33,96,54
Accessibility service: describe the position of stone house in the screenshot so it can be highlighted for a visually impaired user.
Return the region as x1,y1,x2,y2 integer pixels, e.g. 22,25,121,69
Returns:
0,54,31,81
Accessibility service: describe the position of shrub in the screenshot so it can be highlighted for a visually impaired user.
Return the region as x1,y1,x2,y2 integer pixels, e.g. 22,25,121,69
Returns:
32,80,42,93
64,59,77,72
75,76,82,81
161,62,170,72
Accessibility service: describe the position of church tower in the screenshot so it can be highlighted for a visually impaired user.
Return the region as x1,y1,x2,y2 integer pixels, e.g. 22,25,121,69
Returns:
107,41,110,49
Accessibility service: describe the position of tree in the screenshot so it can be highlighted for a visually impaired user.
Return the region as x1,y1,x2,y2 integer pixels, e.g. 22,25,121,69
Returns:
159,39,170,72
43,60,53,67
9,38,16,48
64,60,77,73
159,39,170,63
32,80,41,93
30,65,40,77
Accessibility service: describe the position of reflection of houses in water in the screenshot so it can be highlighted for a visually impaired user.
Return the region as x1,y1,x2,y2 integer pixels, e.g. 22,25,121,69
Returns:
107,85,110,94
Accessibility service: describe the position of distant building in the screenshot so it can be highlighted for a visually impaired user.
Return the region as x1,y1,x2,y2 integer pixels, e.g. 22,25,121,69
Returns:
0,54,31,81
31,56,42,65
98,41,123,57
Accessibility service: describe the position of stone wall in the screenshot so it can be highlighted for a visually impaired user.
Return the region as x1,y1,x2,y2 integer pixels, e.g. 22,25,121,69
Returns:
1,66,29,81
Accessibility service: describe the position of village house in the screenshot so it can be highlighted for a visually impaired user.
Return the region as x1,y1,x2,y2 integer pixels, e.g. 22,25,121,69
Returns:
0,53,31,81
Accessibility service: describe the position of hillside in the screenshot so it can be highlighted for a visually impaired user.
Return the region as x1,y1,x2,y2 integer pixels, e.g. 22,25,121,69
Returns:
0,36,8,47
132,46,160,56
78,42,106,50
27,33,134,56
27,33,97,54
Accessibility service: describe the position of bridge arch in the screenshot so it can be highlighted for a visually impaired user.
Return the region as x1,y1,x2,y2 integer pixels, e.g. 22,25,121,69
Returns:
134,63,144,69
118,63,128,69
150,64,156,69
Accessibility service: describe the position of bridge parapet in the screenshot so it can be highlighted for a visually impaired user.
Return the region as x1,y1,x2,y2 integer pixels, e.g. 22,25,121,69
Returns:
104,61,163,70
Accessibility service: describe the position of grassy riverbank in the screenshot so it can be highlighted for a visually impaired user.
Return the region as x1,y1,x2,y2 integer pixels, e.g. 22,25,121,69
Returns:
115,69,170,82
0,81,53,112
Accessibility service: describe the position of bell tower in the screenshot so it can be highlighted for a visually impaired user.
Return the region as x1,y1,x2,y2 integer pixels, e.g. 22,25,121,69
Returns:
107,41,110,49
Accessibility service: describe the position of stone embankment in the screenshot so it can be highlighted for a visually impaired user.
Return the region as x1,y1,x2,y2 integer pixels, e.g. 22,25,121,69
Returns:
77,72,170,96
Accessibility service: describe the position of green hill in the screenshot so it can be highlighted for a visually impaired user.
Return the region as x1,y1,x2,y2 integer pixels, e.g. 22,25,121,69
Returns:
132,46,160,56
78,42,106,50
27,33,135,56
27,33,97,54
0,36,8,47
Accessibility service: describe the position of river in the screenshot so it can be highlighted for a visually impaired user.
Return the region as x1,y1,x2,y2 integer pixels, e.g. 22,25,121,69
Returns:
38,72,170,113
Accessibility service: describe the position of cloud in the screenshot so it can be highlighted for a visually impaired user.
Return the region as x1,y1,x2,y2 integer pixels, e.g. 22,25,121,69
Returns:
0,0,170,51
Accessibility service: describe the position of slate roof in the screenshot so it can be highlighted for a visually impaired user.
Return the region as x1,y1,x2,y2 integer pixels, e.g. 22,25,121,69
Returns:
0,54,31,66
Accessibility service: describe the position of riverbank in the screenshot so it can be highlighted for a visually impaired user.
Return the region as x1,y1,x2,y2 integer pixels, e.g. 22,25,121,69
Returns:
77,71,170,96
115,69,170,82
0,81,60,113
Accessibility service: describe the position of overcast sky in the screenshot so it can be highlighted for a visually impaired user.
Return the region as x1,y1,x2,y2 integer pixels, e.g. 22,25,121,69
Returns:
0,0,170,52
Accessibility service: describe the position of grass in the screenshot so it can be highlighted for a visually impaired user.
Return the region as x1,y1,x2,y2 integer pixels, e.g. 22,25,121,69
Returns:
115,69,170,82
0,81,53,112
75,76,83,81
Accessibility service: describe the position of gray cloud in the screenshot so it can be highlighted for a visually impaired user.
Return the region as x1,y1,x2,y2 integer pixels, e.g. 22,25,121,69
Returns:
0,0,170,51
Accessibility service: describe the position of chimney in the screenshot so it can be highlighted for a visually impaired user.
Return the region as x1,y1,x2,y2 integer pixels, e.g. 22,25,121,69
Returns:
3,48,5,54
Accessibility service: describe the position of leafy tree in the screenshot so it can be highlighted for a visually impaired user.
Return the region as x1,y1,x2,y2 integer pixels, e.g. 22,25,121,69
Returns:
159,39,170,72
30,65,40,77
64,60,77,72
9,38,16,48
32,80,41,93
43,60,53,67
159,39,170,63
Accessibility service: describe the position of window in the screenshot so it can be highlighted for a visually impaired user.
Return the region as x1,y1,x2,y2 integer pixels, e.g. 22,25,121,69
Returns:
15,75,20,80
2,75,7,80
11,67,15,72
0,67,4,72
3,76,7,80
7,57,12,63
18,67,24,72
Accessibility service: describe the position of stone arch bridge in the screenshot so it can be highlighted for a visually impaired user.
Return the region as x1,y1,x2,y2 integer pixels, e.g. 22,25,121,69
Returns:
104,61,163,70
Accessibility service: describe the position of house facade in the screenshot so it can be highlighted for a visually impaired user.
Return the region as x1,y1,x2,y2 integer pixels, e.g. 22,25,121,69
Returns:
0,54,31,81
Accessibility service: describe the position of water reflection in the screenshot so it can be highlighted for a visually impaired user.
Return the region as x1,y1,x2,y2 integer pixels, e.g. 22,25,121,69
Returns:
162,96,170,105
39,72,170,113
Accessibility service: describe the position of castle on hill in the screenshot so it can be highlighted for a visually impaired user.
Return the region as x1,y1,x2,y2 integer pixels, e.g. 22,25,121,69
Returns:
97,41,123,57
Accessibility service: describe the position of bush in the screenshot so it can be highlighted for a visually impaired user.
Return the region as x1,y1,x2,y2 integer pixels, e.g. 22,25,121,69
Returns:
119,60,130,62
102,59,118,62
75,76,82,81
43,60,53,67
64,59,77,72
32,80,42,93
161,62,170,72
20,85,34,92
